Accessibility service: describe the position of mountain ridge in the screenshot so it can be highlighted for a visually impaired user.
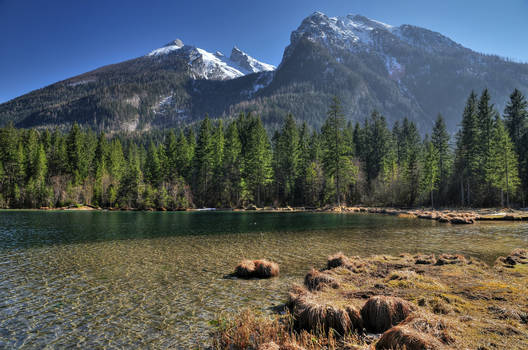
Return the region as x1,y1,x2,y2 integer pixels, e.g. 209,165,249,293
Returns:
1,11,527,133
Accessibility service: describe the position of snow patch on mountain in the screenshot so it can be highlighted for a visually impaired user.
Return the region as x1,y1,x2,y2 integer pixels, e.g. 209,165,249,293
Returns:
286,12,395,58
148,39,184,56
383,55,404,79
229,47,275,74
147,39,274,81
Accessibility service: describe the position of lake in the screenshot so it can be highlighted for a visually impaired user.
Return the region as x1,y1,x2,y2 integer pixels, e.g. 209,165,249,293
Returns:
0,211,527,348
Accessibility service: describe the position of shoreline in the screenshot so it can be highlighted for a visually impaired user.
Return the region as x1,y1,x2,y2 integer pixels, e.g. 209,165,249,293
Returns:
4,205,528,224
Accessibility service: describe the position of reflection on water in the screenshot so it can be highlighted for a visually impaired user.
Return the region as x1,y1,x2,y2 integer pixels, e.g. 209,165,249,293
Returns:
0,211,527,348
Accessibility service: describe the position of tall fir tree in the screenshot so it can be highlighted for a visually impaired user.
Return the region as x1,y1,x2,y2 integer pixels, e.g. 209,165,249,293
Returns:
431,114,451,200
243,115,273,206
193,117,214,206
491,115,520,207
477,89,496,204
321,96,356,206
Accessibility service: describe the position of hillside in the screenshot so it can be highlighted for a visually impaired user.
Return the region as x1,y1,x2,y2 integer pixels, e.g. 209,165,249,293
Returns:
1,12,528,132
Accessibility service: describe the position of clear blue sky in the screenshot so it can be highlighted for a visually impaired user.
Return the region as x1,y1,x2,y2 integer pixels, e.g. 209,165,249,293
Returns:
1,0,527,104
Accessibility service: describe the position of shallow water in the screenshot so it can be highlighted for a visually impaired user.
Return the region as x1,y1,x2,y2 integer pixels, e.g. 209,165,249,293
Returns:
0,211,527,348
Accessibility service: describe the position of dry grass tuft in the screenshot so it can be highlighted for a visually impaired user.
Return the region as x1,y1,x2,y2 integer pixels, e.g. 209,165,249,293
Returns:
360,295,415,333
288,287,363,335
254,259,280,278
258,342,280,350
399,313,455,345
304,268,340,291
327,252,350,269
234,259,279,278
235,259,256,278
217,248,528,349
414,254,436,265
434,254,467,266
495,248,528,268
375,325,443,350
211,308,363,350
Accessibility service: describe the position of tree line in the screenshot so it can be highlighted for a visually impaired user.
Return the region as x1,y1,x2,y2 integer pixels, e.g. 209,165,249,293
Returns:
0,89,527,209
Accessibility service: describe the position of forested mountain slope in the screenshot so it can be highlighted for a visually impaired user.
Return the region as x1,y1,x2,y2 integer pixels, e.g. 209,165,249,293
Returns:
1,12,527,133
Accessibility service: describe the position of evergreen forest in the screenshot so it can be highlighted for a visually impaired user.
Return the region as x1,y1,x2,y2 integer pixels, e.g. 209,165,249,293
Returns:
0,89,527,210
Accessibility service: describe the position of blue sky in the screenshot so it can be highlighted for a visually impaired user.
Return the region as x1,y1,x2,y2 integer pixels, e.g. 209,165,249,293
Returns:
1,0,527,103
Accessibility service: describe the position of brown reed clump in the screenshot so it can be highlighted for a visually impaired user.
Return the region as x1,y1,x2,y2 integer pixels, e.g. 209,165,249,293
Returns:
235,259,256,278
496,248,528,267
288,287,363,335
327,252,350,268
434,254,467,266
254,259,280,278
304,268,340,291
360,295,415,333
375,325,443,350
234,259,279,278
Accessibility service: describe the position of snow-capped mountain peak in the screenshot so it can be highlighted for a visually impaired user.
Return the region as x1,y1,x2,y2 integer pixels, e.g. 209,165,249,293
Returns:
148,39,184,56
287,11,395,56
229,46,276,74
147,40,275,80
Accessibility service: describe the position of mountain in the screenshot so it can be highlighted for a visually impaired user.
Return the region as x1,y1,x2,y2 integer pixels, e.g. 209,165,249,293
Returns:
148,39,275,80
1,12,528,133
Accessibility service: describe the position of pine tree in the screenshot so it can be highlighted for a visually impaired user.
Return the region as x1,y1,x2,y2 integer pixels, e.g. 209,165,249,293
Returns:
477,89,496,204
66,122,83,182
243,115,272,206
118,144,142,208
457,91,479,206
421,139,440,208
362,111,391,187
222,121,242,206
504,89,527,154
321,96,356,206
504,89,528,205
431,114,451,201
193,117,214,206
108,139,125,182
275,114,300,205
145,142,162,187
401,119,421,206
295,122,310,205
175,129,192,181
164,130,178,179
491,115,520,207
211,121,225,205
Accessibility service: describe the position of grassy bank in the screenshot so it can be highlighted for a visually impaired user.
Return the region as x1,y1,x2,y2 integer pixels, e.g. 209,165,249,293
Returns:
211,249,528,349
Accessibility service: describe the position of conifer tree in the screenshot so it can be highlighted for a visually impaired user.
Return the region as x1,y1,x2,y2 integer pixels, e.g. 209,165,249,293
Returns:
193,117,214,205
504,89,528,204
145,142,162,187
400,118,421,206
67,123,83,182
362,111,391,187
222,121,242,206
164,130,178,179
175,129,192,181
321,96,355,206
276,114,300,205
504,89,527,154
421,139,440,208
431,114,451,198
477,89,496,203
491,115,520,207
458,91,479,206
243,116,272,206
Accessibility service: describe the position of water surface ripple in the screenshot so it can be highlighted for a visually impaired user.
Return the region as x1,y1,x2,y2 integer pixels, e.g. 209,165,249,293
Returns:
0,211,527,348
